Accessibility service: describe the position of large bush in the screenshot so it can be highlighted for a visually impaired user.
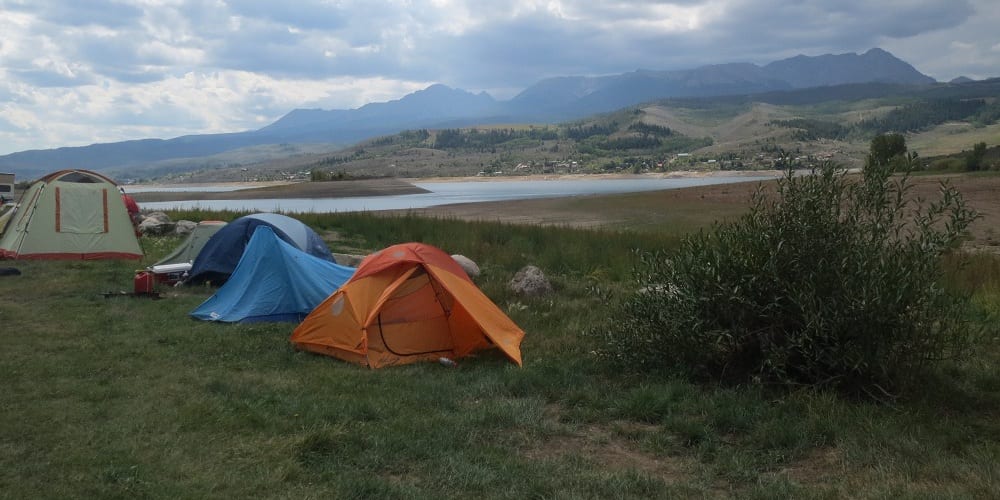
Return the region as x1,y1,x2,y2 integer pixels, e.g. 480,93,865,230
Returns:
599,158,980,396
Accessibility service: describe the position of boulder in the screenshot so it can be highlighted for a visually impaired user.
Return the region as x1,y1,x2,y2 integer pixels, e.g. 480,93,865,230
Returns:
137,212,176,236
142,211,172,224
508,265,553,297
451,254,480,278
174,220,197,236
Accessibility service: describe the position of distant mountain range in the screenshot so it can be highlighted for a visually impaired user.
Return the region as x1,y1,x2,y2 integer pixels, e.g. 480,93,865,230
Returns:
0,48,943,180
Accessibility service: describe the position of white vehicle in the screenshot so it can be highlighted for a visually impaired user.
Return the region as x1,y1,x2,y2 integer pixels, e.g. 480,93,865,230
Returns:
0,172,13,204
0,173,15,235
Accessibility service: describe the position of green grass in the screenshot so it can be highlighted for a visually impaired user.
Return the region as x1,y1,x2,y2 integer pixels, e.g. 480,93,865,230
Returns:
1,211,998,498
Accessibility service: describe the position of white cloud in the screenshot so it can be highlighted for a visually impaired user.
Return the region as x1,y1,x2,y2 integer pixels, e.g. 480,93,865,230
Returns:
0,67,432,154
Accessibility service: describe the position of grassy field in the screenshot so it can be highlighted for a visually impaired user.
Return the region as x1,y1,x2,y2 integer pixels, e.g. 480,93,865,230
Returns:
2,186,999,498
908,122,1000,157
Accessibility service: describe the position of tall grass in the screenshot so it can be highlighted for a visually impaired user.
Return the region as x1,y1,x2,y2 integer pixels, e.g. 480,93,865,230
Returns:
168,209,682,281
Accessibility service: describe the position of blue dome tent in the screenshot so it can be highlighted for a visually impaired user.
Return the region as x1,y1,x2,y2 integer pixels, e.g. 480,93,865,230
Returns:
186,213,334,285
191,226,355,323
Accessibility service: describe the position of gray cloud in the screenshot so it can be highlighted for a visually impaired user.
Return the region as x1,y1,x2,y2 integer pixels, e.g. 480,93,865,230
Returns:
0,0,997,154
6,0,144,28
10,0,986,86
424,15,618,88
702,0,975,57
225,0,350,31
9,68,96,87
0,113,19,133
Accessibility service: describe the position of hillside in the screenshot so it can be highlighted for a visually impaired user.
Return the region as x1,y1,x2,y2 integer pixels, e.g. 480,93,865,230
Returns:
4,79,997,184
0,49,951,180
156,79,997,183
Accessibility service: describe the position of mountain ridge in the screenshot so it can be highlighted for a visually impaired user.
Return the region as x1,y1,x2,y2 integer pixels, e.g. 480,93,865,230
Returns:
0,48,940,180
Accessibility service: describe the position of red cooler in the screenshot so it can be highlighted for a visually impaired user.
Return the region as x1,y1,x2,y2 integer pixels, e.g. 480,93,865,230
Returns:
134,271,155,294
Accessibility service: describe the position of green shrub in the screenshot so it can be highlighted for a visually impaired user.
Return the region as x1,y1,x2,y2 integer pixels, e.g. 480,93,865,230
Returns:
927,158,965,172
966,142,988,172
599,159,981,397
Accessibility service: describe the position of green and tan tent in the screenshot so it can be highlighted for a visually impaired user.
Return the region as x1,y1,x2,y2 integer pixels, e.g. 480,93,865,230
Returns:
0,170,143,260
151,220,227,267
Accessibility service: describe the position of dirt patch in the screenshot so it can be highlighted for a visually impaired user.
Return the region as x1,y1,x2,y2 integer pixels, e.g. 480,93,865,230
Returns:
765,447,843,487
916,175,1000,253
398,178,761,223
527,406,695,483
526,427,695,482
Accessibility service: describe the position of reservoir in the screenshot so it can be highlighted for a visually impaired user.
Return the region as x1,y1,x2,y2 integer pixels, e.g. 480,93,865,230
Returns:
138,175,779,213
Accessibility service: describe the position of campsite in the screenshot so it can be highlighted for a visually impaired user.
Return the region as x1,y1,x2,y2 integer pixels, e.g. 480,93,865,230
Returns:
1,167,999,498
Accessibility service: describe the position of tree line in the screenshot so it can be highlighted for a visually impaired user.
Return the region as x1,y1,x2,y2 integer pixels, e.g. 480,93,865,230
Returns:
771,98,1000,140
432,127,558,150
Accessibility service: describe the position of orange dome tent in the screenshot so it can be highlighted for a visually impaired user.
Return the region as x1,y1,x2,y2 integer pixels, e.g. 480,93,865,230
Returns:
291,243,524,368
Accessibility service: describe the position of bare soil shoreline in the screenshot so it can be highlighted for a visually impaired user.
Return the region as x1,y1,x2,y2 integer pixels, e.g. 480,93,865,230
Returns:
129,170,784,203
129,177,428,203
130,171,1000,252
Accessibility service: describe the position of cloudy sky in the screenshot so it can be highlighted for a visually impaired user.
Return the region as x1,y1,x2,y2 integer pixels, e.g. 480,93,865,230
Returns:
1,0,998,156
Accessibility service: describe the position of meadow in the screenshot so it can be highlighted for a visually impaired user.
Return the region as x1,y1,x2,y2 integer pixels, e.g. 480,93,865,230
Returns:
1,183,998,498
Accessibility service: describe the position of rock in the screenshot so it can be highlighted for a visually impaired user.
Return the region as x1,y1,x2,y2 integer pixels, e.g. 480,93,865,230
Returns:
333,253,366,267
508,265,553,297
451,254,480,278
137,212,176,236
142,211,172,224
174,220,197,236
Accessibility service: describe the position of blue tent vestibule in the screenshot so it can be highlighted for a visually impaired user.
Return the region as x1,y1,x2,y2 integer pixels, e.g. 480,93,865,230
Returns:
190,226,355,323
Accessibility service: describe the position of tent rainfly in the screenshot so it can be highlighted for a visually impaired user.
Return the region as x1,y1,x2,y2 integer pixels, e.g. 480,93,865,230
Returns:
152,220,227,268
186,212,334,285
291,242,525,368
190,226,355,323
0,170,142,260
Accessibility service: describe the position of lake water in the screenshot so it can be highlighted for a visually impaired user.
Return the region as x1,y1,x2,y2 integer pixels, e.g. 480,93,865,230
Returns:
138,175,779,213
